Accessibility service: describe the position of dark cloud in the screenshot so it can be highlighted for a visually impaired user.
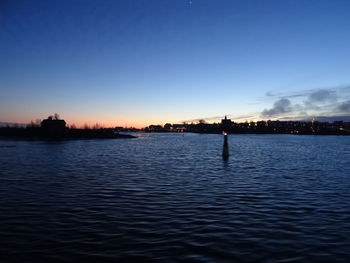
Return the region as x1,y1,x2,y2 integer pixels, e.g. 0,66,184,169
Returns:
263,90,306,100
265,91,275,97
260,86,348,119
261,98,293,117
303,101,321,111
338,100,350,112
287,94,305,99
307,89,337,103
263,87,342,102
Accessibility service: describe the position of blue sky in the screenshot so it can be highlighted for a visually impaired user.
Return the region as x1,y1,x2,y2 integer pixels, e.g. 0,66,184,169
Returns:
1,0,350,127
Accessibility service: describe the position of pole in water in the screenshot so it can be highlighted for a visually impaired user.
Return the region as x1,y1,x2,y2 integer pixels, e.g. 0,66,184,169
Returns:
222,132,229,159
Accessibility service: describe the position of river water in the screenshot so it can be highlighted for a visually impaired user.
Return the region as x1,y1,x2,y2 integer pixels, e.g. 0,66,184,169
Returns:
0,133,349,262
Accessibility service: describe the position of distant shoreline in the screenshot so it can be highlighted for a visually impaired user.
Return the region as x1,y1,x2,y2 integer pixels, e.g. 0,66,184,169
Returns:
145,131,350,136
145,118,350,136
0,127,136,140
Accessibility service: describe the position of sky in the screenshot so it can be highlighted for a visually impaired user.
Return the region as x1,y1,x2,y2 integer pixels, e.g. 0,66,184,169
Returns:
1,0,350,128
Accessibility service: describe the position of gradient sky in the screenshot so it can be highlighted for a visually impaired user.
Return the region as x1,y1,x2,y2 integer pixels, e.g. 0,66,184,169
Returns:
1,0,350,127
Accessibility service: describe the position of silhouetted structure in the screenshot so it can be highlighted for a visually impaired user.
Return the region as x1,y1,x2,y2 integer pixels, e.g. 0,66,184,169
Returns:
222,133,229,159
144,118,350,135
0,115,135,140
221,116,233,133
164,123,172,131
41,115,66,138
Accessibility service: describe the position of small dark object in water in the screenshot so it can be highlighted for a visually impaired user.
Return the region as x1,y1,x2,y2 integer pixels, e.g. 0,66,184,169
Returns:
222,132,229,159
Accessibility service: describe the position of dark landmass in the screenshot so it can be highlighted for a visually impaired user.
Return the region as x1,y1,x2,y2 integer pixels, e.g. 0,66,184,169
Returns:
0,122,27,128
145,117,350,135
0,115,135,140
2,115,349,139
0,127,135,140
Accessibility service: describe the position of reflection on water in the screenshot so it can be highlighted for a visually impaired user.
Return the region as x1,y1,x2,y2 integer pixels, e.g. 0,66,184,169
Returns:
0,133,350,262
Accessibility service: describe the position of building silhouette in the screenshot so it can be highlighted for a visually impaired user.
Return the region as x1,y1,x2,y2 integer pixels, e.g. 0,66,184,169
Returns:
221,116,233,132
41,116,66,137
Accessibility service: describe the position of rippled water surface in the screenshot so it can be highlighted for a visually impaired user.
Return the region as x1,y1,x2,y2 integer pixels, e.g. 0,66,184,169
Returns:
1,133,350,262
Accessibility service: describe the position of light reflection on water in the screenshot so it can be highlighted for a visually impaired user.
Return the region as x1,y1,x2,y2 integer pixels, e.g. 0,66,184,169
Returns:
0,133,350,262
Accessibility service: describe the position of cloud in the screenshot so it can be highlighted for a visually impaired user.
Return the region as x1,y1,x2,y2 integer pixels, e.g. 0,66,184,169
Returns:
338,100,350,112
185,85,350,123
307,89,337,103
302,89,338,113
261,98,293,117
260,85,350,119
265,91,275,97
262,90,306,100
263,86,342,102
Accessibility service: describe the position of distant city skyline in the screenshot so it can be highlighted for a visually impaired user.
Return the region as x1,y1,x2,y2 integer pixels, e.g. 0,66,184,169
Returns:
1,0,350,128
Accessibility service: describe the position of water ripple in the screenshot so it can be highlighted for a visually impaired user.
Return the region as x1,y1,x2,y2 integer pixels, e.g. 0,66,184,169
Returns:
0,134,350,262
